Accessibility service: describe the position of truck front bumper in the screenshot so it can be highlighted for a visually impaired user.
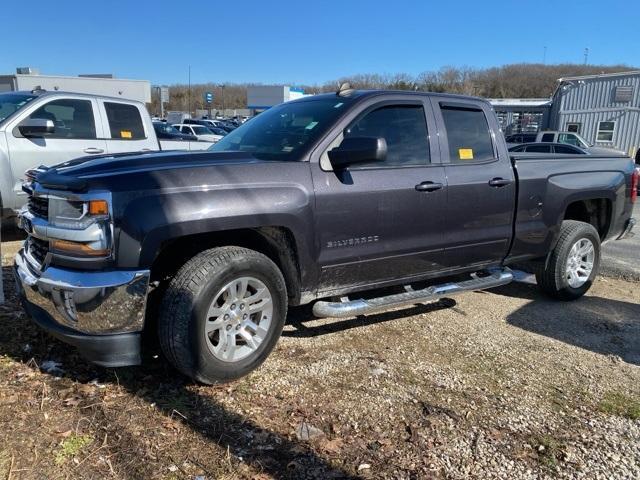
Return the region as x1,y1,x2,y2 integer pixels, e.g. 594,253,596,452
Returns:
14,248,150,367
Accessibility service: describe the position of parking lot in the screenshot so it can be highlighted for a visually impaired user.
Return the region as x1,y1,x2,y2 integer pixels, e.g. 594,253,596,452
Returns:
1,234,638,480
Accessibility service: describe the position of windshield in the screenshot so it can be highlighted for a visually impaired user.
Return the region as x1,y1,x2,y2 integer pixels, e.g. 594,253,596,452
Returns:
192,126,212,135
558,132,591,148
0,93,38,122
209,97,350,160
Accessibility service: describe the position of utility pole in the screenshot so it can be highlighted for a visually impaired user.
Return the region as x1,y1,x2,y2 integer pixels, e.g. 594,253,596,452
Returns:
188,65,191,116
222,84,225,118
583,48,589,65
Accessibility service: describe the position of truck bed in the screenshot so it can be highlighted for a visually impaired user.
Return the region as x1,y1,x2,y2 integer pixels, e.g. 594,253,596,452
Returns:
507,153,635,263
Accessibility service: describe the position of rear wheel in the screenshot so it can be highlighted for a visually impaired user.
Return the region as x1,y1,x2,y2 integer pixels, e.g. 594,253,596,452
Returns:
158,246,287,384
535,220,601,300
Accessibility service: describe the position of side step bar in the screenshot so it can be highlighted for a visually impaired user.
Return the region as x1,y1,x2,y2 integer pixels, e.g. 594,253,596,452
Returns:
312,268,513,318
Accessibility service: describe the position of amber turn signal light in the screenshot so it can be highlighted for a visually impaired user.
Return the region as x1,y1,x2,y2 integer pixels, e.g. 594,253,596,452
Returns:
89,200,109,216
51,239,110,257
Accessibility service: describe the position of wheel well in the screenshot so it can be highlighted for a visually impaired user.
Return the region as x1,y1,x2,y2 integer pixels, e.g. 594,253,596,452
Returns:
150,226,302,304
563,199,611,239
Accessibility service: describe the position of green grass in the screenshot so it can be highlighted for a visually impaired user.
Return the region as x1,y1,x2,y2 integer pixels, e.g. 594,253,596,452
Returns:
55,434,93,465
529,434,565,469
598,392,640,420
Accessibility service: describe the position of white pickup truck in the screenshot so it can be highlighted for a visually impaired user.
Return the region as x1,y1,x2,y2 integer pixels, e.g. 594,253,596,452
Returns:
0,90,208,218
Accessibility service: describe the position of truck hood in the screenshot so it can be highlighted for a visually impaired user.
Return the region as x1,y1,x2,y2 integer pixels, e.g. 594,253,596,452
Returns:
34,150,273,191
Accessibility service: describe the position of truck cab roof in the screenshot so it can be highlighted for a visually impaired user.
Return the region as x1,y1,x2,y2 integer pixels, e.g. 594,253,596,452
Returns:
8,89,145,105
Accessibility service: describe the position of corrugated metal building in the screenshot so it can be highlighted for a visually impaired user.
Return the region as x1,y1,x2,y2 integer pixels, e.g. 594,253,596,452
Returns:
489,98,552,135
549,70,640,158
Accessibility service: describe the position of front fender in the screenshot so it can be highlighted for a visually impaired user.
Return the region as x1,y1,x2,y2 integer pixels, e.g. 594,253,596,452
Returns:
116,184,315,270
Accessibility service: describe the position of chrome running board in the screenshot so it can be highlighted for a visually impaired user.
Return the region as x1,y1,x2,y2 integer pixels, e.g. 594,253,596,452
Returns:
312,268,513,318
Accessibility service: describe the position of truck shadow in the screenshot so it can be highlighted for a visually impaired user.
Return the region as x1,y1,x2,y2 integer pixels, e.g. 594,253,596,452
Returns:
0,265,359,479
489,282,640,366
285,298,456,338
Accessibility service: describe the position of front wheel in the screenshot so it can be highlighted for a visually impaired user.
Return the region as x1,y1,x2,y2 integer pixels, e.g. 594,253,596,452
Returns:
158,246,287,384
535,220,601,301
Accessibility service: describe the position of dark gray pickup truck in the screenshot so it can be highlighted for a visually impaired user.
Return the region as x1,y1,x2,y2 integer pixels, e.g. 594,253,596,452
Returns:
14,86,637,383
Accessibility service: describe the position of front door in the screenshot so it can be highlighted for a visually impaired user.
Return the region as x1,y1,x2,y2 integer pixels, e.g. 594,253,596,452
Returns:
6,97,107,209
312,99,448,294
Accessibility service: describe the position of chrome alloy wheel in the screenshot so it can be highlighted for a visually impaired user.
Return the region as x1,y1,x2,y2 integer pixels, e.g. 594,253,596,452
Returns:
204,276,273,362
565,238,595,288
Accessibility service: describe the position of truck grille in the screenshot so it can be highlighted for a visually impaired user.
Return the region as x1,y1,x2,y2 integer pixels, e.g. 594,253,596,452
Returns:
28,237,49,265
28,195,49,219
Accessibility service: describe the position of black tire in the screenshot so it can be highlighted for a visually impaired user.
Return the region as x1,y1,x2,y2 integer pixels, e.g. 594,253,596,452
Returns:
158,246,287,384
534,220,601,301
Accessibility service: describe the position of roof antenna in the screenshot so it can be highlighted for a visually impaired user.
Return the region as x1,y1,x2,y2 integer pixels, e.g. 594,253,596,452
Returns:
31,85,46,94
337,82,354,97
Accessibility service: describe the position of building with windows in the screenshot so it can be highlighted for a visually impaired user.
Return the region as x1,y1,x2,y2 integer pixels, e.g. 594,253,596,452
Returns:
491,70,640,159
549,70,640,158
246,85,308,115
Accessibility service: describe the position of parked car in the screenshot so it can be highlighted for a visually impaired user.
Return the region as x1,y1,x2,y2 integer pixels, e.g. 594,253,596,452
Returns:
153,122,197,141
536,130,626,155
208,127,228,137
184,119,228,135
508,143,589,155
14,88,637,384
173,124,223,143
504,133,537,145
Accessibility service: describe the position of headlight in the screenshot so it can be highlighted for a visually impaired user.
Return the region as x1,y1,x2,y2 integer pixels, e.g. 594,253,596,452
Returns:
48,198,112,258
48,198,108,230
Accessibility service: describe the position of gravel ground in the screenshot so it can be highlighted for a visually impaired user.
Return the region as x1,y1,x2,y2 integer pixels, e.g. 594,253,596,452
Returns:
0,239,639,479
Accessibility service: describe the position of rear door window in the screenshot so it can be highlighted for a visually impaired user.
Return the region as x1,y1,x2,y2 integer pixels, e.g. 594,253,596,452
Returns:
104,102,145,140
440,105,494,163
28,99,96,139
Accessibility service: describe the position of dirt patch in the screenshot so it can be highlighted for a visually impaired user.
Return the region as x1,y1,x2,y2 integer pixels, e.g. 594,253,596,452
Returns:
1,241,639,479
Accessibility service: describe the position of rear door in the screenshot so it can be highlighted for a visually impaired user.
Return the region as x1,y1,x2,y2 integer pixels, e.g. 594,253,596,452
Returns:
431,99,516,268
5,96,107,209
311,97,448,292
99,100,155,154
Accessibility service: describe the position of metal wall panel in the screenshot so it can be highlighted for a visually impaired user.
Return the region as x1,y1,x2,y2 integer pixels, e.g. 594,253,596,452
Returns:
552,72,640,156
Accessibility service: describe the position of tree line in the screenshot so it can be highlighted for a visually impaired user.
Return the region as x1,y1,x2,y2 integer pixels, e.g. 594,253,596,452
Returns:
150,63,636,114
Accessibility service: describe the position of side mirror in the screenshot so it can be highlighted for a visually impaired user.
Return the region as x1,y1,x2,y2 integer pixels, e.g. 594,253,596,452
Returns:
18,118,55,137
328,136,387,169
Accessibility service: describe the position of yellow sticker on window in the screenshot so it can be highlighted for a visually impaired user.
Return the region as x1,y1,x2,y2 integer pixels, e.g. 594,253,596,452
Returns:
120,130,132,139
458,148,474,160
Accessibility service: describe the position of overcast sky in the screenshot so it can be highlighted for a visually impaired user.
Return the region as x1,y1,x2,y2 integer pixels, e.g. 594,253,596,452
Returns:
2,0,638,85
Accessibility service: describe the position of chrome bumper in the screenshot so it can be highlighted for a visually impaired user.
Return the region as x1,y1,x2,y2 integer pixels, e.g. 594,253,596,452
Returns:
14,248,150,335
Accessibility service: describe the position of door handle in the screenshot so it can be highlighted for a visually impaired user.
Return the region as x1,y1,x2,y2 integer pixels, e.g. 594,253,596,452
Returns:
488,177,512,187
415,181,444,192
84,147,104,154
